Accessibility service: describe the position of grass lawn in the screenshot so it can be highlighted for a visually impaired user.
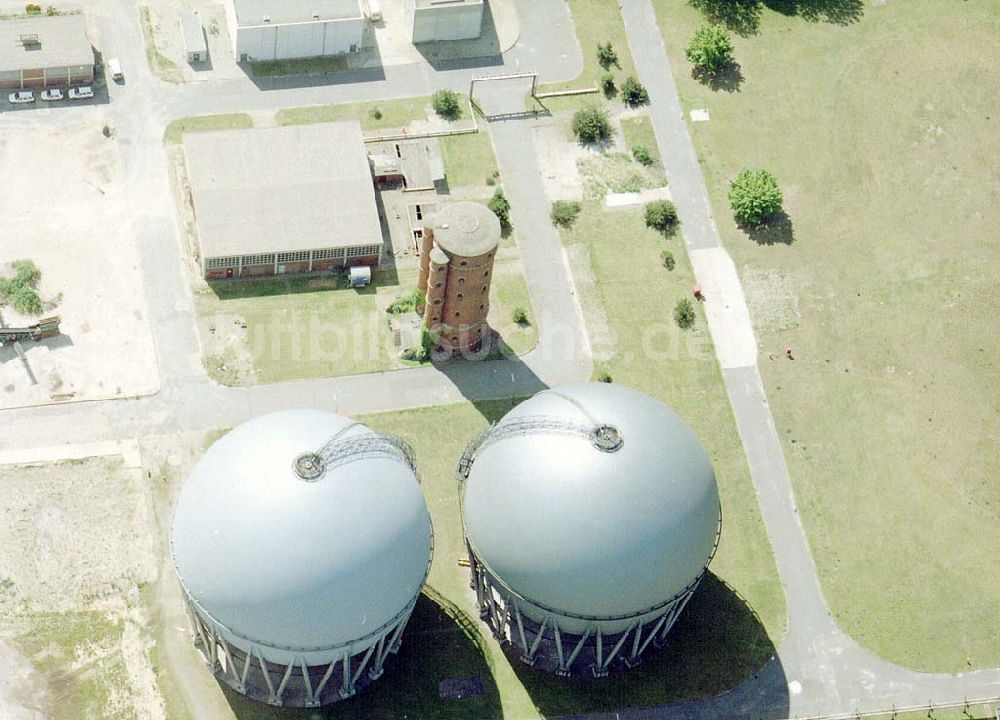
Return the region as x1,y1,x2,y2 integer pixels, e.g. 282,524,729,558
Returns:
163,113,254,145
250,54,347,77
194,273,397,382
620,115,661,165
653,0,1000,670
139,6,182,83
439,131,498,188
488,258,537,356
277,95,473,131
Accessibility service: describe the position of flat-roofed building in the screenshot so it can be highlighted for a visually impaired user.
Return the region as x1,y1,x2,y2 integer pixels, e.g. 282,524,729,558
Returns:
184,122,384,280
411,0,484,43
180,11,207,63
225,0,365,62
0,15,93,90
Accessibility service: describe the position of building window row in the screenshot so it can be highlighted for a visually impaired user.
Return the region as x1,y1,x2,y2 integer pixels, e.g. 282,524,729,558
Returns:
313,248,346,260
346,244,382,258
277,251,310,263
206,256,241,269
243,253,276,266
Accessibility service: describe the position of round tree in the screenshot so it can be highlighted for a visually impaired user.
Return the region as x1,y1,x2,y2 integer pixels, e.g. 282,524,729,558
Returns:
645,200,679,233
685,25,734,76
728,169,783,225
431,89,461,120
572,106,612,144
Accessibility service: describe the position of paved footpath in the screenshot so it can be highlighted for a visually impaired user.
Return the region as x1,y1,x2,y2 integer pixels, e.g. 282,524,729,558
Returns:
619,1,1000,717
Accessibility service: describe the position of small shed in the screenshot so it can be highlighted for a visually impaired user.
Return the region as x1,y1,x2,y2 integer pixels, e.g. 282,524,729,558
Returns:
180,11,207,63
350,265,372,287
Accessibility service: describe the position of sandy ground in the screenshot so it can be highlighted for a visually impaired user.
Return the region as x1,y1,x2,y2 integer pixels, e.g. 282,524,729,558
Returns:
0,453,164,719
0,108,160,409
532,122,587,202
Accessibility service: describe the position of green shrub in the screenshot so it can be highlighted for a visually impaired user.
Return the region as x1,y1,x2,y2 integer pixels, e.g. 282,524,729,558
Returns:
386,290,423,314
645,200,679,233
550,200,582,228
368,105,383,120
674,298,696,329
25,4,42,15
488,188,512,235
729,169,783,225
512,306,529,326
600,73,617,98
596,42,619,70
632,144,653,166
0,260,45,315
685,24,734,75
431,89,461,120
597,370,613,383
621,76,649,107
572,106,612,144
661,250,676,271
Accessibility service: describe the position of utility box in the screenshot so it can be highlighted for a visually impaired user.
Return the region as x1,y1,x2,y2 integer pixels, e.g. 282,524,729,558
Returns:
349,265,372,287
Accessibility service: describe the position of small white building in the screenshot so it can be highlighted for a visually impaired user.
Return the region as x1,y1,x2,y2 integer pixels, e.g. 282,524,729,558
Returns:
179,11,207,63
410,0,484,43
225,0,365,62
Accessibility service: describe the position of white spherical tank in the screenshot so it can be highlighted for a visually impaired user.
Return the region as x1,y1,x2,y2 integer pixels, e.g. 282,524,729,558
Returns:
171,410,433,707
458,383,721,676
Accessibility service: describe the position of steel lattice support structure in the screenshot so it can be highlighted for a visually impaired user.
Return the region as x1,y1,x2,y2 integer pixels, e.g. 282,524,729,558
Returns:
465,518,719,676
184,595,418,707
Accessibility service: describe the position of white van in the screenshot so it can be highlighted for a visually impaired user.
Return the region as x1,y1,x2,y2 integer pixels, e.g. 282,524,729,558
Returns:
367,0,382,22
107,58,123,81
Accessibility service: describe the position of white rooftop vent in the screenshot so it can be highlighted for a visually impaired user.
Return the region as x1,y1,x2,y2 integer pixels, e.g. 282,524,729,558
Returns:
263,14,270,22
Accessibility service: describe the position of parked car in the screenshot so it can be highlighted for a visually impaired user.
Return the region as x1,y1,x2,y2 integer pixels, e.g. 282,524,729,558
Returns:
8,90,34,104
68,86,94,100
107,58,123,81
41,88,63,101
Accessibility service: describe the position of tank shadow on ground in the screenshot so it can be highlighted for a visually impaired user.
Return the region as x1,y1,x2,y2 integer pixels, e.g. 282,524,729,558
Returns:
509,572,789,719
219,591,502,720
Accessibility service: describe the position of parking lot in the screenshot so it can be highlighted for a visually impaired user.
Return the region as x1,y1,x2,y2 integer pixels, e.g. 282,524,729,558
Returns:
0,106,159,409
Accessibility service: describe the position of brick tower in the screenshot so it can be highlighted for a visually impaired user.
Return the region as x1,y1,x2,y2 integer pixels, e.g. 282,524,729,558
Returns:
417,201,501,352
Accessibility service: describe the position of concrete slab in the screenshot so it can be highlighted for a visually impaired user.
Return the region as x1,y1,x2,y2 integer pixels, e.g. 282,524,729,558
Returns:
689,247,758,369
604,185,671,208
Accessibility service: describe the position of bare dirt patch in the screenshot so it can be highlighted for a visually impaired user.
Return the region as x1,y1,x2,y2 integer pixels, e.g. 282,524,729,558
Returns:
0,455,164,719
0,110,159,409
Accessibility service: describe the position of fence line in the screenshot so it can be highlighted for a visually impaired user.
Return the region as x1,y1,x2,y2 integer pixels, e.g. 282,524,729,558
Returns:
535,87,599,99
789,696,999,720
363,125,479,143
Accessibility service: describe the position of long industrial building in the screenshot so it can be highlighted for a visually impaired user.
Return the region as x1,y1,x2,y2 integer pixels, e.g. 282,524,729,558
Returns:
225,0,365,62
184,122,384,280
0,15,93,90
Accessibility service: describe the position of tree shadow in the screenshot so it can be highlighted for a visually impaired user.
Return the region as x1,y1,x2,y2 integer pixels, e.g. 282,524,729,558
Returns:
692,62,745,93
220,591,502,720
744,210,795,246
689,0,763,36
510,572,788,718
690,0,863,34
763,0,864,24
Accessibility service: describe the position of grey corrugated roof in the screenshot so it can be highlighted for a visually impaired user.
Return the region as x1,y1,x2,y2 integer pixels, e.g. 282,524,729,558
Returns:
462,383,721,622
184,122,383,258
171,410,432,654
233,0,361,25
179,11,206,54
430,201,500,258
0,15,92,72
